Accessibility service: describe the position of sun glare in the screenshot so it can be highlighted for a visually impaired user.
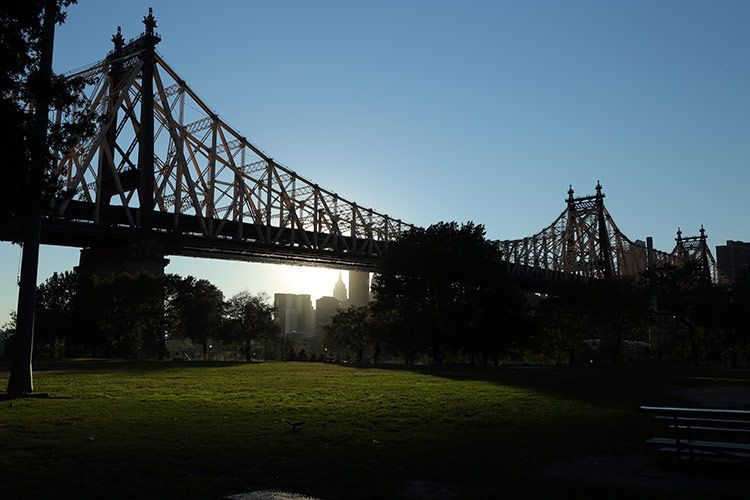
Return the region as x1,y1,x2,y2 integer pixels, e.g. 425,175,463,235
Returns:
276,265,347,302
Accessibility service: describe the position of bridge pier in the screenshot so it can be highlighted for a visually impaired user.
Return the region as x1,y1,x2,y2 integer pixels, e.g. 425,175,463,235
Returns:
77,242,170,276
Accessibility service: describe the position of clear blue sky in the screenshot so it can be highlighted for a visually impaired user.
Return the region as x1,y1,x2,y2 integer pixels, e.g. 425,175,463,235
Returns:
1,0,748,320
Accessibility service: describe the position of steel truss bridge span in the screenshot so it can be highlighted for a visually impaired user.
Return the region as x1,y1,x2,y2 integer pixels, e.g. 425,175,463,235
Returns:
19,11,715,285
47,15,411,272
498,182,717,288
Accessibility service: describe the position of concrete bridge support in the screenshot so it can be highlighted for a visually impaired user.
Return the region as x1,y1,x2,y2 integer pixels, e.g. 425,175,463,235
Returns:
76,242,169,276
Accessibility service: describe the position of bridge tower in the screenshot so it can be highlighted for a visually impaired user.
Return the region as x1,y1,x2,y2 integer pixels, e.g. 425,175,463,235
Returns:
95,27,124,212
78,10,169,276
675,227,684,260
674,226,714,283
563,185,577,273
594,181,613,278
561,182,613,278
137,8,159,234
699,226,711,283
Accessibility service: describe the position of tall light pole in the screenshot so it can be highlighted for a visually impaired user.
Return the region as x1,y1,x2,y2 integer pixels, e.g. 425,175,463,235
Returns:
7,0,58,397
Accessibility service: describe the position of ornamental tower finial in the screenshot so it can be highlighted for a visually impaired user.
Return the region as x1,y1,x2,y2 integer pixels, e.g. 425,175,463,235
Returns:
111,26,124,52
144,7,157,35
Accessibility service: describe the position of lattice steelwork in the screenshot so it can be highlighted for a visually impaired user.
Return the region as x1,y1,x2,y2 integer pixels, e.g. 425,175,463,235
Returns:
50,13,411,269
41,12,715,282
499,182,717,282
674,226,718,282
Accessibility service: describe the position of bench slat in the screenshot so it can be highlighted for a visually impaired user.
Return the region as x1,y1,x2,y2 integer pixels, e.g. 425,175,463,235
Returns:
642,405,750,462
640,406,750,417
654,416,750,426
654,447,750,459
668,425,750,434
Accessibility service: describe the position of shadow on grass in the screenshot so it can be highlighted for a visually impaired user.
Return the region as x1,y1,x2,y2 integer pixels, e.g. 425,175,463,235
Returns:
0,357,253,378
3,357,748,409
3,359,747,498
362,363,750,409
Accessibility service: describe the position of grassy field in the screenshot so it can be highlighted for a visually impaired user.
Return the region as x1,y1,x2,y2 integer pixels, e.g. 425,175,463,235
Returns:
0,360,748,499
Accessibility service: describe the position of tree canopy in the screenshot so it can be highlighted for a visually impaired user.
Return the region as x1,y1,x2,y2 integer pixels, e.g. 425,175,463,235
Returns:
223,291,279,360
0,1,93,239
373,221,527,364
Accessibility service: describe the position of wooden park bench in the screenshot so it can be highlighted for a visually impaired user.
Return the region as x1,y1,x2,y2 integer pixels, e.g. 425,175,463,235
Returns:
639,406,750,462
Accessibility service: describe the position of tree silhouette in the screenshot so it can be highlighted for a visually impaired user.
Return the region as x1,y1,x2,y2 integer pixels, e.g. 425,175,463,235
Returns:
322,306,371,364
222,291,279,361
374,221,526,364
0,1,95,238
34,271,79,357
169,277,224,357
651,262,723,366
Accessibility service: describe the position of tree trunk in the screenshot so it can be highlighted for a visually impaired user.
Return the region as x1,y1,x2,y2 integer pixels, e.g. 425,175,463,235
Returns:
688,324,700,367
373,341,380,366
202,340,208,359
610,333,622,366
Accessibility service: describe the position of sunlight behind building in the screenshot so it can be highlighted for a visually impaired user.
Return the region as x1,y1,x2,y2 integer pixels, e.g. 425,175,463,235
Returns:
167,256,347,303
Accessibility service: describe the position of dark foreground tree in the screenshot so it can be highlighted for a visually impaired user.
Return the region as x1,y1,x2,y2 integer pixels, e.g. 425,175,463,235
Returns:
0,1,92,237
222,291,279,360
585,278,649,365
0,313,17,356
89,273,167,358
3,0,96,395
322,306,371,364
169,277,224,357
28,271,229,359
538,278,649,365
726,270,750,366
374,221,527,364
34,271,80,357
651,262,726,366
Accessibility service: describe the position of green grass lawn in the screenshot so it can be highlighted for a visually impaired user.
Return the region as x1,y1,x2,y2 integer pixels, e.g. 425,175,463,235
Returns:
0,360,748,499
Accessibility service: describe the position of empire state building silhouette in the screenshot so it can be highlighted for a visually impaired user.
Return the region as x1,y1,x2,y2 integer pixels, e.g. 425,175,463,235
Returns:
333,272,347,302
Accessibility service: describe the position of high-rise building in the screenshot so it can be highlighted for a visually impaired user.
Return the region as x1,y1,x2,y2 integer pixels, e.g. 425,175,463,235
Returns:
273,293,315,335
333,272,347,302
315,296,341,335
716,240,750,283
348,271,370,307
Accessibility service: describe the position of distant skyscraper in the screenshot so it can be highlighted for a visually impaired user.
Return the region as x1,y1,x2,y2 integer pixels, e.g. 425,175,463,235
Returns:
348,271,370,307
716,240,750,283
274,293,315,335
333,272,347,302
315,296,341,335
